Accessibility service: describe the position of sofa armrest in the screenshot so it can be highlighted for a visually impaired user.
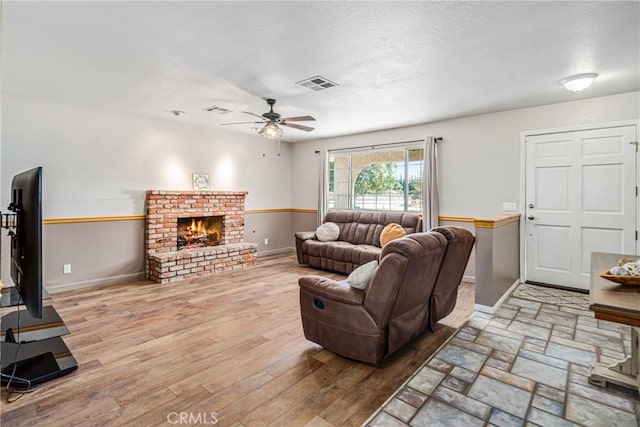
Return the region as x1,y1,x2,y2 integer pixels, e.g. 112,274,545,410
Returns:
298,276,365,305
295,231,317,241
295,231,317,264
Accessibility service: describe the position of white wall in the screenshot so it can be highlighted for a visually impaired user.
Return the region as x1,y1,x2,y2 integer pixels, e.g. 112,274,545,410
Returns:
1,92,292,217
292,91,640,217
2,90,639,288
1,92,294,285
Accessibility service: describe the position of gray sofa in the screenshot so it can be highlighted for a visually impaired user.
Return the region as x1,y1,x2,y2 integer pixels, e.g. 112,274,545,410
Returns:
295,210,423,274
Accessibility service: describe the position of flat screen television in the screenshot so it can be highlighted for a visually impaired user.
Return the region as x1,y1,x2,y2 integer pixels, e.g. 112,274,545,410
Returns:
8,166,43,319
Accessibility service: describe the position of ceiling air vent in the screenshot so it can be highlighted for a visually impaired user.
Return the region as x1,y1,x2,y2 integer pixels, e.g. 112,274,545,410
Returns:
296,76,339,91
203,106,233,114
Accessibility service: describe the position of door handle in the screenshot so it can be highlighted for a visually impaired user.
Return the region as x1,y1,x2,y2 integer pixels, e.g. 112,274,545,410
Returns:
527,215,535,220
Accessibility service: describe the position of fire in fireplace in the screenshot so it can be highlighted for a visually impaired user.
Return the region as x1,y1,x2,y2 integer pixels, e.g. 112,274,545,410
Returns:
177,216,224,250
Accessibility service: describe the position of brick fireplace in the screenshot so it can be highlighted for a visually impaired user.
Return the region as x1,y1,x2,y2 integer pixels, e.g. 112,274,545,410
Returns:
145,190,257,284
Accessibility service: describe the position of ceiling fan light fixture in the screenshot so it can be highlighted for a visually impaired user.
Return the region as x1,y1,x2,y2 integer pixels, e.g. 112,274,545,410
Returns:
559,73,598,93
258,122,284,140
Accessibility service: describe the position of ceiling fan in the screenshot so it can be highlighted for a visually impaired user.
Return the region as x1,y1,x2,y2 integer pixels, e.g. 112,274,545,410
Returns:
221,98,315,139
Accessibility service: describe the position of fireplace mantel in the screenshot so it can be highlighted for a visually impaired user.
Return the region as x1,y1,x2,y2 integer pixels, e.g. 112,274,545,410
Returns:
147,190,249,197
145,190,257,283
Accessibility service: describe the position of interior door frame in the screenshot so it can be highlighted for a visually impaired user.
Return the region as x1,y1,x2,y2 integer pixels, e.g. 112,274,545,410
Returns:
519,119,640,286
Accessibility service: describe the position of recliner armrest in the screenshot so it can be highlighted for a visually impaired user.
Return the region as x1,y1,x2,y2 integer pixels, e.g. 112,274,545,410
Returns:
298,276,365,305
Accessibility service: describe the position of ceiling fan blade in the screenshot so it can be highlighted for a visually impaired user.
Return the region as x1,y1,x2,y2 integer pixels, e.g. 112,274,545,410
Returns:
220,121,263,126
242,111,266,120
281,122,315,132
280,115,316,122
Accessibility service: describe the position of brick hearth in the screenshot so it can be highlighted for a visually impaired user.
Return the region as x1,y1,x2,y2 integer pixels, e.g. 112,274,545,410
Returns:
145,190,257,284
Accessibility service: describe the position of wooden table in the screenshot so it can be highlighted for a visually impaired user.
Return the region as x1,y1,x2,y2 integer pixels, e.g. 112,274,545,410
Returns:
589,252,640,391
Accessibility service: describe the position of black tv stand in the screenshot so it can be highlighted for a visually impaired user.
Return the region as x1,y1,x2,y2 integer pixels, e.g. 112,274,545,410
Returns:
1,350,73,389
4,327,16,344
1,289,78,391
2,326,30,345
0,285,50,307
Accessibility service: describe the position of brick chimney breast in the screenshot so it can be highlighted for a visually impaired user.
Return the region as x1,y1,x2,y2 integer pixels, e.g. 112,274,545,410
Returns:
145,190,257,284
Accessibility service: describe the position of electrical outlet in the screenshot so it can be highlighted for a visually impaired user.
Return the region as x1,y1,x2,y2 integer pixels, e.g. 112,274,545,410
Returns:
264,238,269,245
502,202,517,212
63,264,72,274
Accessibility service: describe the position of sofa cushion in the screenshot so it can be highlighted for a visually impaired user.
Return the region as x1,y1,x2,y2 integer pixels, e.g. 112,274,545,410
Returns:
352,244,381,266
324,210,423,247
304,240,355,262
315,222,340,242
346,260,378,289
380,223,406,247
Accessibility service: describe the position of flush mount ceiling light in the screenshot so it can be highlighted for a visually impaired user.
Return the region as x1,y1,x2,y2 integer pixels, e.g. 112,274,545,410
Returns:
559,73,598,93
258,121,284,140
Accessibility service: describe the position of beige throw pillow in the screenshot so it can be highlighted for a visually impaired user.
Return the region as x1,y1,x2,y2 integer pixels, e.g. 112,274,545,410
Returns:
315,222,340,242
346,260,378,290
380,223,406,247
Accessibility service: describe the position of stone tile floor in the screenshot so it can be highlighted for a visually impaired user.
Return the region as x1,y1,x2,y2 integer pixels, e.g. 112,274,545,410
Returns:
366,286,640,426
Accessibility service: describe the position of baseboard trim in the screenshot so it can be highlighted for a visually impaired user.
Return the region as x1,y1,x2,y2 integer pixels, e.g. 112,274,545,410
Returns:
46,272,145,294
46,249,296,293
474,279,520,314
462,274,475,284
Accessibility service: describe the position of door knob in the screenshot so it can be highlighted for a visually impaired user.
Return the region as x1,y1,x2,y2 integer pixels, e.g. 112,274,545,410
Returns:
527,215,535,220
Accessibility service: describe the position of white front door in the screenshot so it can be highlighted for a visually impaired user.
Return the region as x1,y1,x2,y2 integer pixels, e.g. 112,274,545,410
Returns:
525,125,637,290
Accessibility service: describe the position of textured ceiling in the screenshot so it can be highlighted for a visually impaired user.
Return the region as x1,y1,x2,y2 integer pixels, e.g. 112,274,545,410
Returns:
2,1,639,142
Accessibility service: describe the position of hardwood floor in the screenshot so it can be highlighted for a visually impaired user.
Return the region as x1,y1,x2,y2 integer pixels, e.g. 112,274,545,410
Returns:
0,253,474,427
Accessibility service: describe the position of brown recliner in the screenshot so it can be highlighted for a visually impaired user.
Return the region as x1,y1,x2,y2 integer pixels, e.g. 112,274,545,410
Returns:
428,226,476,330
298,231,448,364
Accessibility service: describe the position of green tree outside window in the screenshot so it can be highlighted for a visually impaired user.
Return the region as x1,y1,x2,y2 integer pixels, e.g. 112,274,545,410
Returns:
354,163,401,196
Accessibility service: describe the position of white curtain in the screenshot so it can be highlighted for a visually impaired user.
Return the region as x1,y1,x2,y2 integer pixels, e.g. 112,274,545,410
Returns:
317,149,328,226
422,137,439,231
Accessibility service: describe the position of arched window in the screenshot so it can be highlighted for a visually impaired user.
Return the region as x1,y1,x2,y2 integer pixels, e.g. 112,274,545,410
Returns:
328,145,424,212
